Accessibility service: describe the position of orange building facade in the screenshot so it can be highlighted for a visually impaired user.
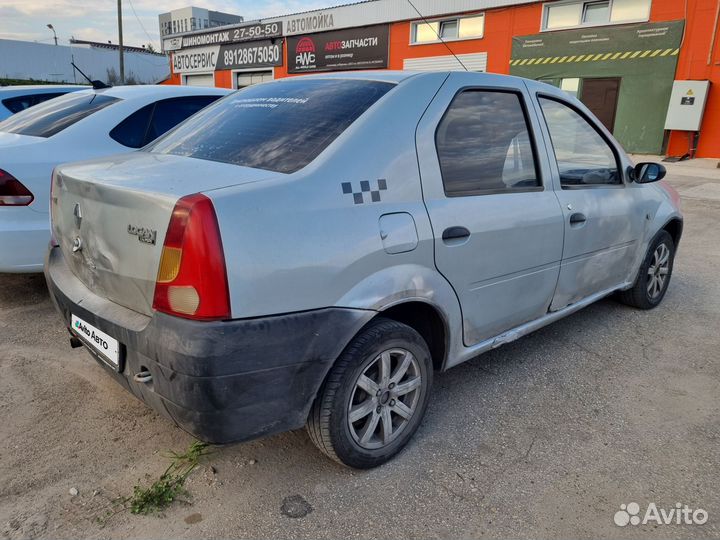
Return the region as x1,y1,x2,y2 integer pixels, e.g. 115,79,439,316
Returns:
163,0,720,158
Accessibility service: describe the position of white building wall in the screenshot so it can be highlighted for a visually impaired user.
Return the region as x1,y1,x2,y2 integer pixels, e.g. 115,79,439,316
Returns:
0,39,170,84
274,0,539,35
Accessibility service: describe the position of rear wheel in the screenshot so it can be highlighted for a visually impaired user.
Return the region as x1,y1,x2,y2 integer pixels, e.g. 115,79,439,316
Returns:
307,318,433,469
618,230,675,309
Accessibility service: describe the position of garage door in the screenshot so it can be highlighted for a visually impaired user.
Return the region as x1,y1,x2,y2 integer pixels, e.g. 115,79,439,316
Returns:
404,52,487,72
184,73,215,87
236,71,273,88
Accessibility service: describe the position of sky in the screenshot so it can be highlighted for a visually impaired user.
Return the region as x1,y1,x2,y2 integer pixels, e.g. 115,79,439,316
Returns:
0,0,349,50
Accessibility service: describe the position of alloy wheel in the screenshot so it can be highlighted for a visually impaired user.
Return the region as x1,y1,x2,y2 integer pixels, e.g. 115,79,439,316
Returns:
647,242,670,299
347,348,422,450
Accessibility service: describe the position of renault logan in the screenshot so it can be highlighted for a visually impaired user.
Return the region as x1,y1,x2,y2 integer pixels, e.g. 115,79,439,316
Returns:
46,72,682,468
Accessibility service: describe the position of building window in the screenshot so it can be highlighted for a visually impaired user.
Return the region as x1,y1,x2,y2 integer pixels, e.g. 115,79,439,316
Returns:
610,0,651,22
560,78,581,98
542,0,650,30
440,20,458,39
411,14,484,44
583,1,610,24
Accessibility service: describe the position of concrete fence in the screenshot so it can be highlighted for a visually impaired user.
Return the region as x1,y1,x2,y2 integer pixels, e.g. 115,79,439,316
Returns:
0,39,170,84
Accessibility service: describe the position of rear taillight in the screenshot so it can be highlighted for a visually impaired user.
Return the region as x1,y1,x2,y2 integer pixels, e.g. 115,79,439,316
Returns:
152,193,230,320
0,168,33,206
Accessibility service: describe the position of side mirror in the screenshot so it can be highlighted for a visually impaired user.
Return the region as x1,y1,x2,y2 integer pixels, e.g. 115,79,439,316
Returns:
632,162,666,184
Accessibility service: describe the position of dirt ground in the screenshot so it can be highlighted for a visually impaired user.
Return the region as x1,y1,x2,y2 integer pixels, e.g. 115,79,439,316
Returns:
1,164,718,539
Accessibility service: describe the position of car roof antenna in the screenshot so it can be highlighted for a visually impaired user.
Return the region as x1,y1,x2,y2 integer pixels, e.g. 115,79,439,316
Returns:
71,62,112,90
405,0,469,72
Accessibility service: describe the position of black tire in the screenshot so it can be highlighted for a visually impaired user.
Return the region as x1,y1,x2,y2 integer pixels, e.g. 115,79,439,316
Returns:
307,317,433,469
618,230,675,309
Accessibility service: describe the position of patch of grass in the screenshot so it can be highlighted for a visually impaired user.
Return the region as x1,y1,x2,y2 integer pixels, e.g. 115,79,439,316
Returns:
127,441,210,515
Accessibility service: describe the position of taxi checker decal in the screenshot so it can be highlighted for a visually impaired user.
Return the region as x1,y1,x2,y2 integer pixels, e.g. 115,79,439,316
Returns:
341,179,387,204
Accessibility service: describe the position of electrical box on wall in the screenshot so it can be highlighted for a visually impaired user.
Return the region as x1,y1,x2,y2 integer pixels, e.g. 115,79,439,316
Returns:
664,80,711,131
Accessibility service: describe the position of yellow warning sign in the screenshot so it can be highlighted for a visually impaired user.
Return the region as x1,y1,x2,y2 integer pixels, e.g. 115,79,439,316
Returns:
687,89,695,96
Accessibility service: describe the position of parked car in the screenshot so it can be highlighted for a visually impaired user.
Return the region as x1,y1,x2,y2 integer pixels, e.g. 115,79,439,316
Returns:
46,72,682,468
0,85,88,120
0,85,230,272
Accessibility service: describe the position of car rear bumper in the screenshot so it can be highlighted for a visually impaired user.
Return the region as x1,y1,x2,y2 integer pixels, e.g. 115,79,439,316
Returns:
45,246,374,443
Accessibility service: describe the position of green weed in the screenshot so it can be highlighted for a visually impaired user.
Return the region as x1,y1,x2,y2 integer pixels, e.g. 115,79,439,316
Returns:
127,441,209,515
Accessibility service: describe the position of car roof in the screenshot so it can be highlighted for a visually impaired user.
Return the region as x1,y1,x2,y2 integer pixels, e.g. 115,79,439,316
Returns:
274,70,531,86
88,85,230,99
0,85,88,94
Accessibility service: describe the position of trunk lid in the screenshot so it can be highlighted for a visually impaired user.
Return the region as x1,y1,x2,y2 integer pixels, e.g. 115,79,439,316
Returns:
52,152,276,316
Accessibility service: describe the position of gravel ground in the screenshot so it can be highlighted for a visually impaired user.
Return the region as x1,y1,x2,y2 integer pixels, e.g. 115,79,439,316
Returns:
0,167,718,539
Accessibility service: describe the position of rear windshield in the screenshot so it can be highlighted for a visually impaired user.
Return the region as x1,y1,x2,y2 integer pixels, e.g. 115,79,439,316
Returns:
0,92,119,137
147,79,394,174
2,92,69,114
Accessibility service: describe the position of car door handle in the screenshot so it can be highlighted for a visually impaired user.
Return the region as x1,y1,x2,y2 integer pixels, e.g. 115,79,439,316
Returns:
569,212,587,226
442,226,471,245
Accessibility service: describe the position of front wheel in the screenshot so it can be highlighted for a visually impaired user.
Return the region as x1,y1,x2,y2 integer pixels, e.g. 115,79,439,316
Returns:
307,318,433,469
618,230,676,309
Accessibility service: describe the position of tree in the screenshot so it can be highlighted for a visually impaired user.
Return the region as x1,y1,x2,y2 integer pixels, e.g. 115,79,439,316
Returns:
106,67,119,85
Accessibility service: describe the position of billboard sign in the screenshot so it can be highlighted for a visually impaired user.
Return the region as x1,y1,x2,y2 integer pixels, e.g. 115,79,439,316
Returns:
178,21,283,49
163,36,182,51
172,40,283,73
287,24,389,73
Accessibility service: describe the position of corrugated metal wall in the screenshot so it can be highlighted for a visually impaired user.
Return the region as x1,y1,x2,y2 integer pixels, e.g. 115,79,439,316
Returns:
0,39,169,84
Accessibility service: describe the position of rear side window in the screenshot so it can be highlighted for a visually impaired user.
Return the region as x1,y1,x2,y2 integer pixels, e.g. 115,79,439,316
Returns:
109,103,154,148
146,96,220,142
0,93,119,138
148,79,394,174
110,96,221,149
2,92,68,114
435,90,540,196
539,97,620,187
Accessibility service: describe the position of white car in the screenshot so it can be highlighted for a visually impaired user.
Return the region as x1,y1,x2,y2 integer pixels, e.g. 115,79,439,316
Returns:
0,85,88,120
0,85,230,272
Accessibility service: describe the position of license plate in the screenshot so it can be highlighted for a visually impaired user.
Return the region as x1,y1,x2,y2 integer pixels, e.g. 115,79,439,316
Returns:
71,314,119,367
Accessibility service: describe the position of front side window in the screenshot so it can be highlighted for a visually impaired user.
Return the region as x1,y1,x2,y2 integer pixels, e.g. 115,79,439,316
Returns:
539,97,620,187
148,79,394,174
435,90,540,196
0,92,118,138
